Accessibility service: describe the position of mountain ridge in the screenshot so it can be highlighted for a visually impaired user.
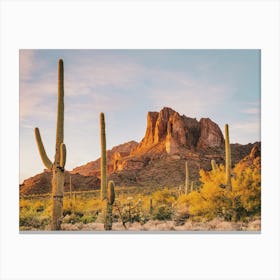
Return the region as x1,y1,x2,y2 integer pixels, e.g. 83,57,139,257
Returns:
20,107,261,195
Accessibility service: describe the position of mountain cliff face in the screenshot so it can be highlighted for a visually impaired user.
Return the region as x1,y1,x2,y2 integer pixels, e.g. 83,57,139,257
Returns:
20,107,261,195
132,107,224,155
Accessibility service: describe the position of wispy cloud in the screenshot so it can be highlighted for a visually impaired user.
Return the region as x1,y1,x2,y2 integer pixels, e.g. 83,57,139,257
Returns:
20,54,145,124
20,51,243,145
230,120,260,144
148,78,234,119
241,102,260,115
19,50,36,81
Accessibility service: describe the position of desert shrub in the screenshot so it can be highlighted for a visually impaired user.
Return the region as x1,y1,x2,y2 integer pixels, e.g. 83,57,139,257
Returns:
152,205,174,220
181,161,261,222
20,211,50,229
62,213,81,224
80,214,97,224
152,188,176,206
19,198,51,230
232,163,261,216
116,198,147,224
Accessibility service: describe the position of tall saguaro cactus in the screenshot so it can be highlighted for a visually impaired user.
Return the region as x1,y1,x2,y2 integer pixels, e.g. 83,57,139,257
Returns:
185,161,190,194
34,59,66,230
100,112,115,230
100,112,107,201
225,124,232,192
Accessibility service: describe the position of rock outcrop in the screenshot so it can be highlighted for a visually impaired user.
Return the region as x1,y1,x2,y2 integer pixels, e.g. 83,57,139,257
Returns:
132,107,224,155
72,141,138,177
197,118,225,149
236,143,261,170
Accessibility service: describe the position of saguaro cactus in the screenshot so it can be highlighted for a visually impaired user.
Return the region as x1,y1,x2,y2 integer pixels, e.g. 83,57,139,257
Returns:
185,161,190,194
149,197,153,214
100,112,107,201
69,175,72,200
34,59,66,230
100,112,115,230
225,124,232,192
190,181,194,192
211,159,218,172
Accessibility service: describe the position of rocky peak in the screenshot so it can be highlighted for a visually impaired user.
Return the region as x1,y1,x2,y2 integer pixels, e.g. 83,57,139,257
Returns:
136,111,159,149
197,118,224,149
133,107,224,155
154,107,176,143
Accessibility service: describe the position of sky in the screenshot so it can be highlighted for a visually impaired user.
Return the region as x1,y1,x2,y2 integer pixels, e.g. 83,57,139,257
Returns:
19,49,260,183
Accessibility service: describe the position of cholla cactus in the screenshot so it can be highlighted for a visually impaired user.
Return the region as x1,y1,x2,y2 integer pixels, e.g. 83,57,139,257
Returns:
225,124,232,192
34,59,66,230
100,112,115,230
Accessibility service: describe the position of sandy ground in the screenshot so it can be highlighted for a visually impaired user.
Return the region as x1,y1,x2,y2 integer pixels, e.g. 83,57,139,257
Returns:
60,218,261,231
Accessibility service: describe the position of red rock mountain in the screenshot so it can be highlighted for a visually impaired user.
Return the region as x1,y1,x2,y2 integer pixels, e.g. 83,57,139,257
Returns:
20,170,101,196
132,107,224,155
20,107,261,195
72,141,138,177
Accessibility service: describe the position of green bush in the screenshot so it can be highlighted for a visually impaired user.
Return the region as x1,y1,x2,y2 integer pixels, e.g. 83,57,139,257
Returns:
152,205,173,221
81,214,97,224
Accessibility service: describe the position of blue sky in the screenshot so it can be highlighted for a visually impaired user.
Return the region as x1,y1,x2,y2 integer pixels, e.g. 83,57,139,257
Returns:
20,49,260,183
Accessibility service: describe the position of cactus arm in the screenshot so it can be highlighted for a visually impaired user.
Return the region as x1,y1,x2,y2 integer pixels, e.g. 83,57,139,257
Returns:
108,180,115,205
100,112,107,200
55,59,64,164
105,180,115,230
34,127,52,169
60,143,66,168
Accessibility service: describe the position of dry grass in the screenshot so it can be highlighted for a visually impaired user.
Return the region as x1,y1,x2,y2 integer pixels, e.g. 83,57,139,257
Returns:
60,218,261,231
